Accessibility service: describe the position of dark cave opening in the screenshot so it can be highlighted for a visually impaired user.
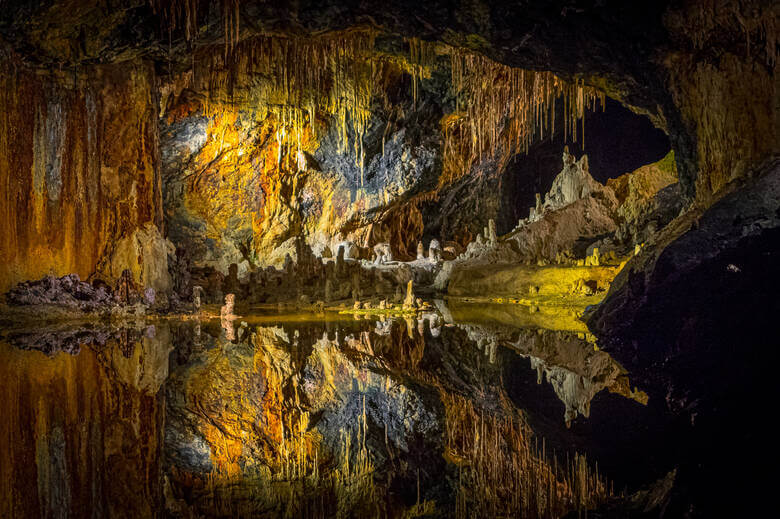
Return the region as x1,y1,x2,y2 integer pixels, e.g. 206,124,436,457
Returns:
498,97,671,235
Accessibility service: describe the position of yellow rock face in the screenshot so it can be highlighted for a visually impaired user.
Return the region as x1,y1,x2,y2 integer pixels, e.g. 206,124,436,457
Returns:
447,263,620,301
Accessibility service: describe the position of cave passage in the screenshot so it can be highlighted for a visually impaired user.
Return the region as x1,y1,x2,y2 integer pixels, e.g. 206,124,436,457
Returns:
0,1,776,517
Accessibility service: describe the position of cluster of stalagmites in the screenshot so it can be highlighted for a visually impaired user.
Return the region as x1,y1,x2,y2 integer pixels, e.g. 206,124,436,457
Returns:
350,279,428,313
176,235,451,310
442,146,679,271
1,233,448,315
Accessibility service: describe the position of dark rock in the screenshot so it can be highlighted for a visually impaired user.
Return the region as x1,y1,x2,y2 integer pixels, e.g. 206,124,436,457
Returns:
5,273,115,312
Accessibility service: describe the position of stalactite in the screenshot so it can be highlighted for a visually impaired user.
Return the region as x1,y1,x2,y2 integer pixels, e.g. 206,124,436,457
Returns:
679,0,778,67
406,38,436,107
149,0,199,43
149,0,243,51
444,49,605,184
222,0,240,56
196,30,378,182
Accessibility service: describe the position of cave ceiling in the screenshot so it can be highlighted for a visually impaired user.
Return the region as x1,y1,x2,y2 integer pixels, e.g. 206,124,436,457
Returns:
3,0,774,199
0,0,705,122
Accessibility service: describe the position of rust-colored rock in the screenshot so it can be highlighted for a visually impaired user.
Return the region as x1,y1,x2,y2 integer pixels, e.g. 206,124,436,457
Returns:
0,61,162,294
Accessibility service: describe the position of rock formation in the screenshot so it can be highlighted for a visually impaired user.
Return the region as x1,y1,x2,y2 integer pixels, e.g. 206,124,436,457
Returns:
192,286,203,310
4,274,115,313
220,293,236,320
428,239,441,262
0,2,774,514
373,242,393,264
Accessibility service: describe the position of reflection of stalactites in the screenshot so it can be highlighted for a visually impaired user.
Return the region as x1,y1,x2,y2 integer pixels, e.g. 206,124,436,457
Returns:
442,391,610,517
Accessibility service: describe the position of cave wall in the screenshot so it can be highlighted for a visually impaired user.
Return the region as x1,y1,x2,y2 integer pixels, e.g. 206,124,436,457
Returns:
0,60,163,293
665,52,775,201
159,48,443,271
0,0,774,291
1,1,775,205
159,36,649,272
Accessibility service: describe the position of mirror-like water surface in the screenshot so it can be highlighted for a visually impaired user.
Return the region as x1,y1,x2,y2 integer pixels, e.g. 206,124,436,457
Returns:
1,303,653,518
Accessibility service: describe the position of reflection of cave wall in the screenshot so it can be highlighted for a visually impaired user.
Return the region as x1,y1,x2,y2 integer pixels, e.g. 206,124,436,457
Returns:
0,339,167,519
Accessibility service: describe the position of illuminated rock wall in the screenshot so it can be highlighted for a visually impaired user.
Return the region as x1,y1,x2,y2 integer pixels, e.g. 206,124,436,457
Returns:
158,36,612,274
662,0,776,201
0,61,163,293
159,41,443,271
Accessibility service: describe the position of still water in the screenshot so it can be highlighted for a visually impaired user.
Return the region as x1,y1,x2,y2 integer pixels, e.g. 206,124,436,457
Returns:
0,302,653,518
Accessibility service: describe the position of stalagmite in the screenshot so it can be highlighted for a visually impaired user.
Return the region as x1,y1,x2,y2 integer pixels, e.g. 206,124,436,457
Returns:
336,245,345,275
324,278,333,302
428,239,441,262
193,285,203,309
373,242,393,265
350,271,361,301
416,242,425,260
223,263,240,296
220,293,236,319
487,219,497,246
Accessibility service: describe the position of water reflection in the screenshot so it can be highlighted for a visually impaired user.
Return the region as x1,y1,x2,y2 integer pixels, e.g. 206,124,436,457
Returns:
0,322,170,518
0,303,647,518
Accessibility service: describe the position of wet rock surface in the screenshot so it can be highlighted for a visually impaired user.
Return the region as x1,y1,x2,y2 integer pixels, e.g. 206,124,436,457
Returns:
0,1,774,516
583,160,780,516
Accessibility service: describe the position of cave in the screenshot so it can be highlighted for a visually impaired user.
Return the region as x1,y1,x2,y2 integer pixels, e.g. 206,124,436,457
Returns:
0,1,776,517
